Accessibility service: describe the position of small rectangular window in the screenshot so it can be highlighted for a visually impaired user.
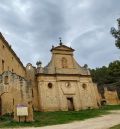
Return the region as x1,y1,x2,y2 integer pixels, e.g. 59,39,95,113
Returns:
2,60,4,72
4,76,9,84
3,45,4,49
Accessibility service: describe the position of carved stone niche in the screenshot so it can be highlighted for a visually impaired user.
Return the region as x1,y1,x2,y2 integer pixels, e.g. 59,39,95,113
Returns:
61,57,68,68
61,82,76,95
65,82,71,88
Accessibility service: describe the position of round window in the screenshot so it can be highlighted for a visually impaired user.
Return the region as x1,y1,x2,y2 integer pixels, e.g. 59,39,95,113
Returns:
48,83,53,88
82,83,87,89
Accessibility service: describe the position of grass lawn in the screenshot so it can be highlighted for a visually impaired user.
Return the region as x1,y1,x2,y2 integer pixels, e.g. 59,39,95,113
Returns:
0,105,120,128
110,124,120,129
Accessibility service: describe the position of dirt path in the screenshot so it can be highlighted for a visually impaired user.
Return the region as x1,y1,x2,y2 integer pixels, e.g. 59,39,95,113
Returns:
11,110,120,129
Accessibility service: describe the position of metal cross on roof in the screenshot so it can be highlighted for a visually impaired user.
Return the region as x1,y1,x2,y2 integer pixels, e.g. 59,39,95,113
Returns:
59,37,62,45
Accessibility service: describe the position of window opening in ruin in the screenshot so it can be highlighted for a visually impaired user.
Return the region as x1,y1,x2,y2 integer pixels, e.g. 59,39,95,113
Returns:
2,60,4,72
28,65,31,69
4,76,9,84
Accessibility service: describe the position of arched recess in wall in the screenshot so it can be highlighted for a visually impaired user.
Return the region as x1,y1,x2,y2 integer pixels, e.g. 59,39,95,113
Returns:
61,57,68,68
0,92,9,116
1,92,13,115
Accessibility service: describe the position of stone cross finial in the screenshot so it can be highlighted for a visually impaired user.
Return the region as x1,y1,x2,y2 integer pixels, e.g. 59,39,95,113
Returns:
59,37,62,45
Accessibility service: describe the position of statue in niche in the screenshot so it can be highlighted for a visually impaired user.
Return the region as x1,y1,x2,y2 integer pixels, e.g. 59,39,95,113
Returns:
62,57,68,68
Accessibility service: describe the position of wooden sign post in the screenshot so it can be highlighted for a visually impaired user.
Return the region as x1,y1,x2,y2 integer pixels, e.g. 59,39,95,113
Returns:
16,104,28,122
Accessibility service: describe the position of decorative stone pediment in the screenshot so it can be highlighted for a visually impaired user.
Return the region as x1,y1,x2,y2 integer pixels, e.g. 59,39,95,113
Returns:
36,43,90,75
51,45,74,52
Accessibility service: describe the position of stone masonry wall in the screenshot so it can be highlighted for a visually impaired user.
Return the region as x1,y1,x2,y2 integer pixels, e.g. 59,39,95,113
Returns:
0,71,33,121
0,34,25,77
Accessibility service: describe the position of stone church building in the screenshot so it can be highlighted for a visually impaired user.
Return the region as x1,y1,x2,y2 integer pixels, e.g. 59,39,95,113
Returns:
1,32,116,121
29,42,100,111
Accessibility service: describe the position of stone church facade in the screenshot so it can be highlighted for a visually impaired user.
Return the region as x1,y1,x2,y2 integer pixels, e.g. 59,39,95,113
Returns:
32,43,100,111
1,32,116,121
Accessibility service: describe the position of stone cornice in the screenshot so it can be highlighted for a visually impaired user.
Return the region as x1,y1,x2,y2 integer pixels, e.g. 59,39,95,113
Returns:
36,73,91,77
50,44,75,52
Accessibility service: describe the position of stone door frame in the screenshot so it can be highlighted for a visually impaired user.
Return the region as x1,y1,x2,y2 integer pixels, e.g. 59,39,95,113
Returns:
67,97,75,111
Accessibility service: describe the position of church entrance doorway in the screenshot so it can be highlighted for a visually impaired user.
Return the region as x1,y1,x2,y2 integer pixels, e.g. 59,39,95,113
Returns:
67,97,74,111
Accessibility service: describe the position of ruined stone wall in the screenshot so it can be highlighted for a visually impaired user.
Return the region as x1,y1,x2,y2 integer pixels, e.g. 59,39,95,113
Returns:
104,88,120,105
0,71,33,121
0,34,25,77
97,85,120,105
26,63,39,111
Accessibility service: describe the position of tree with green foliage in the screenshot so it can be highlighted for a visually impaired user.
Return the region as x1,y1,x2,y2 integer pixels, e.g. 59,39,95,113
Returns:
90,60,120,99
111,18,120,48
90,66,110,85
90,60,120,85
